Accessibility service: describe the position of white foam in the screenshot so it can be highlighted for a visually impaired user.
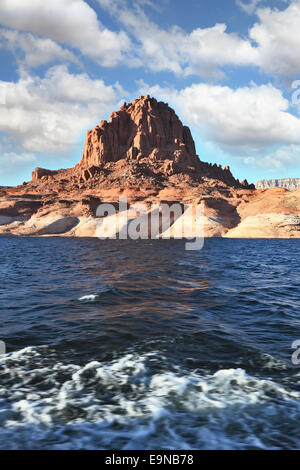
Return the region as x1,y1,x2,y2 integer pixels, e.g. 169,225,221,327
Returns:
259,353,289,371
0,346,299,450
78,294,99,302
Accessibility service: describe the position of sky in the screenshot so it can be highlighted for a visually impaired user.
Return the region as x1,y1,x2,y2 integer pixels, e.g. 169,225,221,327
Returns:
1,0,300,186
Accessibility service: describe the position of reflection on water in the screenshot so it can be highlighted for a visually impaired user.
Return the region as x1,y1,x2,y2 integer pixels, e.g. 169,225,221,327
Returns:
0,238,299,449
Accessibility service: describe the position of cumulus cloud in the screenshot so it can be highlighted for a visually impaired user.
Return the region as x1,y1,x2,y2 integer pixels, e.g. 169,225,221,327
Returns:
249,1,300,77
1,0,299,81
97,0,300,80
0,28,79,68
0,0,131,67
1,0,300,179
137,80,300,166
98,0,258,78
0,65,124,153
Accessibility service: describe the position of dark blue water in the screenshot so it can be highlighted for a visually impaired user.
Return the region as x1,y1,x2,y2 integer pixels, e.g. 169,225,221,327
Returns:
0,238,299,450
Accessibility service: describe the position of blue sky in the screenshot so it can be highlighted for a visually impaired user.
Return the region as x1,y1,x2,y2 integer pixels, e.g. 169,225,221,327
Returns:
1,0,300,185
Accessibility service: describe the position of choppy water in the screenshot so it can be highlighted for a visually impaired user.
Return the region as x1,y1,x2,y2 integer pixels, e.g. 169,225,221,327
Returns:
0,238,299,450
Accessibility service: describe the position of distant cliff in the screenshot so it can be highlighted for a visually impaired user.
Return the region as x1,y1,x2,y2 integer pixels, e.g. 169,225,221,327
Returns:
256,178,300,191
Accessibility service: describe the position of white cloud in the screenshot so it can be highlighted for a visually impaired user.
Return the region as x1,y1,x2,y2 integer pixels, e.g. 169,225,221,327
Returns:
0,0,131,66
0,66,125,153
134,0,166,12
0,28,79,68
236,0,264,14
97,0,300,80
250,1,300,76
1,0,299,81
137,81,300,165
0,152,37,176
1,0,300,178
244,144,300,170
98,0,258,78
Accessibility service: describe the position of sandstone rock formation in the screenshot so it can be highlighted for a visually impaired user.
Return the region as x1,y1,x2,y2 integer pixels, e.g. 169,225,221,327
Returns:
76,95,251,189
0,95,298,238
256,178,300,191
32,168,57,181
81,95,199,169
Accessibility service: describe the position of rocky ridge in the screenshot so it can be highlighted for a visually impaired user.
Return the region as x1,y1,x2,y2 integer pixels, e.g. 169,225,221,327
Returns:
0,95,299,238
256,178,300,191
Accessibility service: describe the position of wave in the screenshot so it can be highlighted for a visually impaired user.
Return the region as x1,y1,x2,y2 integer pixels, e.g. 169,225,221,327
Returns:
78,294,100,302
77,285,134,303
0,346,299,450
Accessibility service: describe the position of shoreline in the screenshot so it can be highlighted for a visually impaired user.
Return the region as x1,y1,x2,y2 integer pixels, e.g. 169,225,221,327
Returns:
0,214,299,239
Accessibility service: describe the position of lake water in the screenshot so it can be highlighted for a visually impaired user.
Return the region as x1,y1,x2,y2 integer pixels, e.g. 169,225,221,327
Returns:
0,237,299,449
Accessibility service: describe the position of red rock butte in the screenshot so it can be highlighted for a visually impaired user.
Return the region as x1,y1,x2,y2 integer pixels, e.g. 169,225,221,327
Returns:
4,95,298,240
31,95,253,189
81,94,199,168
